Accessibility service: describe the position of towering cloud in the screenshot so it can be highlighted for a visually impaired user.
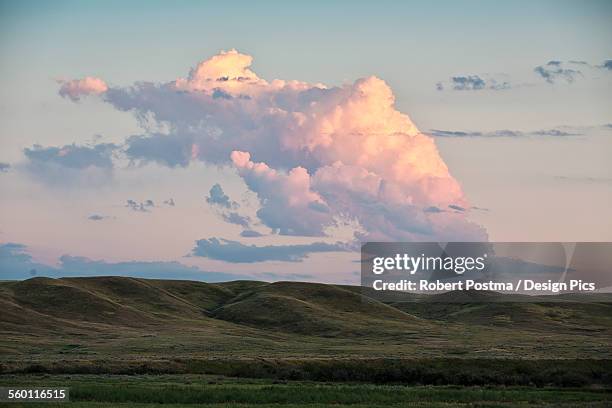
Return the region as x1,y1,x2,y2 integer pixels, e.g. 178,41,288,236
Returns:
60,49,486,242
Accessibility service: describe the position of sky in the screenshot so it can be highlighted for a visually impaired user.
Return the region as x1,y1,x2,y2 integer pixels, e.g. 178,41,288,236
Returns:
0,0,611,284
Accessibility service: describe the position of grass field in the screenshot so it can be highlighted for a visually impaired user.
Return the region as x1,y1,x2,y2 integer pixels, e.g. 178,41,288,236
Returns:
1,277,611,406
1,374,611,407
2,277,611,361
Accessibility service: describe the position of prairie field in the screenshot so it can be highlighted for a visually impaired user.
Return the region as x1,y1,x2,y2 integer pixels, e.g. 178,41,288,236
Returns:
1,277,611,407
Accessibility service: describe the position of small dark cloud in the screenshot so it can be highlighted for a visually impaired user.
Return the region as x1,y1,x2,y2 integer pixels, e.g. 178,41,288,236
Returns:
438,75,511,91
0,162,10,172
206,184,254,228
192,238,347,263
222,212,251,228
424,206,444,213
452,75,486,90
87,214,109,221
429,130,483,137
531,129,579,136
240,230,264,238
424,204,488,213
440,59,609,92
206,183,237,209
429,127,581,138
24,143,117,169
163,198,176,206
534,61,582,83
494,130,523,137
126,199,154,212
555,175,612,184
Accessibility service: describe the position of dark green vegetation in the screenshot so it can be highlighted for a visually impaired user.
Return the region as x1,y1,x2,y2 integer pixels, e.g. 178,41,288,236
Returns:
1,277,611,406
0,374,610,407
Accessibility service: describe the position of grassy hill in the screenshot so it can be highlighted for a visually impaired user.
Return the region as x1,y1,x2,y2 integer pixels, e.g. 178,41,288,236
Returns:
212,281,427,335
1,276,611,382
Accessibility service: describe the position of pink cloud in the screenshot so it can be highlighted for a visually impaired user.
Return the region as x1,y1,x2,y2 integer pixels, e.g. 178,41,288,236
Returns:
58,77,108,101
62,50,487,242
231,151,332,236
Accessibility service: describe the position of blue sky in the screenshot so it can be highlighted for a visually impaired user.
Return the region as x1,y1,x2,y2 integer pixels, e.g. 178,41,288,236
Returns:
0,1,611,283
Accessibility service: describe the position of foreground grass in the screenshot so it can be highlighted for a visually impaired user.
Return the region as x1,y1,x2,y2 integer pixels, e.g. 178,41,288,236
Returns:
1,374,610,407
6,404,612,408
5,358,611,387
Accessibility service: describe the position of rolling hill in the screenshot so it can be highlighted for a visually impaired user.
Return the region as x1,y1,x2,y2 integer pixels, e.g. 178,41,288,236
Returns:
1,276,611,369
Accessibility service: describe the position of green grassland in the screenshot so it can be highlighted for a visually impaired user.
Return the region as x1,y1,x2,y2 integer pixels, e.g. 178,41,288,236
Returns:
1,276,611,406
0,374,611,407
2,277,612,361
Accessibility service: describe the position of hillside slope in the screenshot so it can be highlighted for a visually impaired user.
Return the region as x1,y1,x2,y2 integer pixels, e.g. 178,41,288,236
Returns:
1,276,611,362
212,281,427,335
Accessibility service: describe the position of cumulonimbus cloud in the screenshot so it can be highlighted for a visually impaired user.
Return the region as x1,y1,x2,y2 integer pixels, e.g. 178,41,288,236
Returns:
60,49,486,242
